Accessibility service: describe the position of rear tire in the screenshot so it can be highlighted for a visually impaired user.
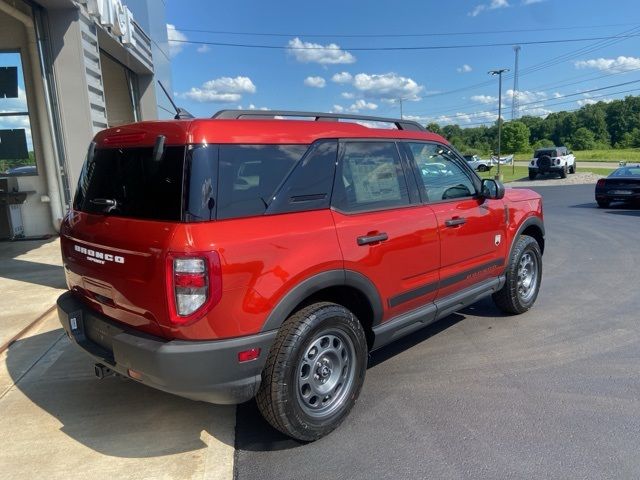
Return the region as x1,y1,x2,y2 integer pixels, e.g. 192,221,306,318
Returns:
493,235,542,315
570,162,576,174
528,170,537,180
256,302,368,441
597,200,610,208
559,166,567,179
478,164,488,172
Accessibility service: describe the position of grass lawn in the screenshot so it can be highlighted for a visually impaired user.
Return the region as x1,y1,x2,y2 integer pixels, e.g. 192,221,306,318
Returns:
477,165,614,183
513,148,640,162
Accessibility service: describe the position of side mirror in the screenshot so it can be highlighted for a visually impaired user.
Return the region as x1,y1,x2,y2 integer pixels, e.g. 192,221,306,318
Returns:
481,178,505,200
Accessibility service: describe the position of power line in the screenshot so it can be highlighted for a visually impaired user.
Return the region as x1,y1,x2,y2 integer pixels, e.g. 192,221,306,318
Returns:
172,22,640,39
168,32,640,51
409,66,640,118
418,25,640,101
424,78,640,122
439,88,639,127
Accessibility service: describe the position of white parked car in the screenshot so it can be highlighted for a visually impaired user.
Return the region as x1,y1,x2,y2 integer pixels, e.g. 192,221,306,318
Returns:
529,147,576,179
463,154,493,172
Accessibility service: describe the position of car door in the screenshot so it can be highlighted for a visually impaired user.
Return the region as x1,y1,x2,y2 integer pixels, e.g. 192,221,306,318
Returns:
403,142,507,300
331,140,440,321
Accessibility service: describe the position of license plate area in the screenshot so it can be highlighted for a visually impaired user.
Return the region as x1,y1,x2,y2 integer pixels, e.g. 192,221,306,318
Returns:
609,190,632,195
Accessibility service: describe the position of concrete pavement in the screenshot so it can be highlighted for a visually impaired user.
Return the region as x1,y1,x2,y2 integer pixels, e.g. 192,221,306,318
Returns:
0,238,66,350
0,311,236,480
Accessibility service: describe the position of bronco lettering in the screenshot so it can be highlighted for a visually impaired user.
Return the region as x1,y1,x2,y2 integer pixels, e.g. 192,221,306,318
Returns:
74,244,124,264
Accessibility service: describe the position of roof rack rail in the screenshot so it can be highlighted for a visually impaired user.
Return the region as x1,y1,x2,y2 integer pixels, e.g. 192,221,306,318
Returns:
211,109,426,132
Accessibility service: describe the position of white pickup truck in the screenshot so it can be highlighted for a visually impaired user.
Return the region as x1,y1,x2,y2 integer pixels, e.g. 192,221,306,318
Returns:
528,146,576,179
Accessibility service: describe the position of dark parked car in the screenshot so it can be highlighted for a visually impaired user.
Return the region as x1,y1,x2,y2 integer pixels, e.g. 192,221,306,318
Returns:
595,164,640,208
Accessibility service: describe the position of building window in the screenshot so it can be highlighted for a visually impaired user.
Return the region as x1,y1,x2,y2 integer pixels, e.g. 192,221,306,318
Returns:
0,51,36,176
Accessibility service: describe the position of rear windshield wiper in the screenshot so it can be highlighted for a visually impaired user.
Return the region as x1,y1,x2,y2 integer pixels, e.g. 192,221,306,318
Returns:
90,198,118,213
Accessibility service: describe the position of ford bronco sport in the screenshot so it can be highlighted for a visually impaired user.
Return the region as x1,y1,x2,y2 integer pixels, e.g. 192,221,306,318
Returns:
57,110,544,441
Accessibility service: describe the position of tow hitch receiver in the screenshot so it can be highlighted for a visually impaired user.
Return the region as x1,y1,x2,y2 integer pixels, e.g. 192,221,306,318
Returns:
94,363,114,379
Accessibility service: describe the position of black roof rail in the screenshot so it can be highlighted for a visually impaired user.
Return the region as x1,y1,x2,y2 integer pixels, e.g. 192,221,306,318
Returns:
211,109,426,132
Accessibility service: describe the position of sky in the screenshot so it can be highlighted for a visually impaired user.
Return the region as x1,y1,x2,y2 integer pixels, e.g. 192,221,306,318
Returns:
165,0,640,127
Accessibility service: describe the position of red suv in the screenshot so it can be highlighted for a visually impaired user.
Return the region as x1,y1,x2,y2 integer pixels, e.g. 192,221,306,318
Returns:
57,110,544,441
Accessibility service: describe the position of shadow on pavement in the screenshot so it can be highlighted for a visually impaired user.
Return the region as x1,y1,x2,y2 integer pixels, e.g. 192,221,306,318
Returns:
5,330,234,457
0,258,66,289
235,311,467,453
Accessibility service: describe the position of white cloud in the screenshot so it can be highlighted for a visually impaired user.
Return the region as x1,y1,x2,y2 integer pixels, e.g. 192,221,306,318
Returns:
506,89,547,103
196,45,210,54
303,76,326,88
180,76,256,103
469,0,509,16
166,24,187,57
574,56,640,74
471,94,497,104
577,98,614,107
522,0,545,4
332,72,353,84
348,99,378,112
331,105,345,113
457,64,473,73
341,92,355,99
287,38,356,65
352,72,424,101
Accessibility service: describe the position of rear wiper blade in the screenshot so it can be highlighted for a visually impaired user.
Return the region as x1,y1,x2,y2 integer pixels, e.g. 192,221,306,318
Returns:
90,198,118,212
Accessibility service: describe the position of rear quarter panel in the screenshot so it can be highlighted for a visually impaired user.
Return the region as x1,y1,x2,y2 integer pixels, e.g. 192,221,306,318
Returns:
166,210,343,340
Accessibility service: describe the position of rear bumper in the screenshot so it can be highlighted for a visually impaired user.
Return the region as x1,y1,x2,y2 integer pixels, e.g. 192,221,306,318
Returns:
595,190,640,203
57,291,276,404
529,166,564,173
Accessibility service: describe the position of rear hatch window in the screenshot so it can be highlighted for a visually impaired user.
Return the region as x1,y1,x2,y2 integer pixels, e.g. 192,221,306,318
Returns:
74,146,185,221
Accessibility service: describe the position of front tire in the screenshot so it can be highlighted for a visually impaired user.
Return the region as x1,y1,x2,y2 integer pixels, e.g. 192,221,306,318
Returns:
493,235,542,314
256,302,368,441
478,164,488,172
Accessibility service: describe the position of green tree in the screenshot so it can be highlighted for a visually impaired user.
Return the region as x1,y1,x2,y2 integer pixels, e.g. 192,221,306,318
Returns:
426,122,442,135
570,127,596,150
501,121,530,153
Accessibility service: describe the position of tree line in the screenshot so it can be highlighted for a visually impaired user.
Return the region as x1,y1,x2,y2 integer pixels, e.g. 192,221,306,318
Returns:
427,95,640,154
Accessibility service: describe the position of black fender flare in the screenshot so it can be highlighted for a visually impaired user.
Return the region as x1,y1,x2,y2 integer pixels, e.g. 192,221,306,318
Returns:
260,269,383,332
509,216,545,260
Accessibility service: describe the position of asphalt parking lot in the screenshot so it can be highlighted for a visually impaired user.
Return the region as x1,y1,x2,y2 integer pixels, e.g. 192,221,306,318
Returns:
2,183,639,479
234,184,640,479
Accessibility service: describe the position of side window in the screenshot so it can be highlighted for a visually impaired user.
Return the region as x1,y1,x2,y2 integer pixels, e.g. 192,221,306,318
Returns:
267,140,337,214
217,144,308,220
406,142,476,202
332,141,410,212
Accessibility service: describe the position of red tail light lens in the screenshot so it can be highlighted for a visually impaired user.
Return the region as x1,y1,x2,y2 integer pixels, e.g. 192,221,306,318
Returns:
596,179,606,188
166,252,222,325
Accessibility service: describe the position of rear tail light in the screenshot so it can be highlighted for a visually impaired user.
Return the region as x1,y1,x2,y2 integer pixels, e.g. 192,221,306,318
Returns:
596,179,606,188
166,252,222,325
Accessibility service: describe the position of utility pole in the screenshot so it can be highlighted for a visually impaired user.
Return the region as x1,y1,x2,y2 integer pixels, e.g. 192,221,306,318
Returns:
489,68,509,181
511,46,521,120
399,97,404,119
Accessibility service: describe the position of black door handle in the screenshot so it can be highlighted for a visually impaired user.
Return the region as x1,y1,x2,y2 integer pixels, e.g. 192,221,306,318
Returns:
357,232,389,246
445,217,466,227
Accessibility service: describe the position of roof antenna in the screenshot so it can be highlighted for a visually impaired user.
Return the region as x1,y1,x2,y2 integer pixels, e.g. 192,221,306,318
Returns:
158,81,194,120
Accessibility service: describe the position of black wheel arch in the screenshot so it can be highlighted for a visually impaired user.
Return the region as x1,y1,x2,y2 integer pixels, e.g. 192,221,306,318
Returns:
510,216,545,259
260,270,383,347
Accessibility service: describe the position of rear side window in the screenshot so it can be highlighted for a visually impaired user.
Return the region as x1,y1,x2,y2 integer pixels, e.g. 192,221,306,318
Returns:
74,146,185,221
332,141,410,212
217,144,308,220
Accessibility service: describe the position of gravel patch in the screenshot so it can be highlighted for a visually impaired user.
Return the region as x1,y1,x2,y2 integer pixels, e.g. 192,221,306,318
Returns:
507,171,605,187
